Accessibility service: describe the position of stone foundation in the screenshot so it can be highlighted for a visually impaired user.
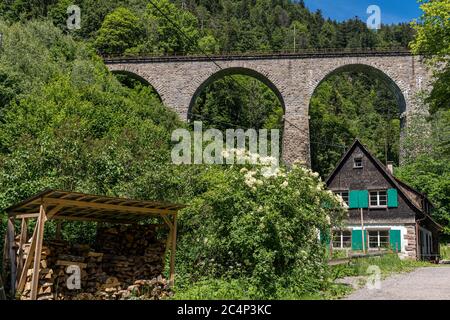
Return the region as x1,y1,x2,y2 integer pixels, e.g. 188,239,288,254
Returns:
403,225,417,259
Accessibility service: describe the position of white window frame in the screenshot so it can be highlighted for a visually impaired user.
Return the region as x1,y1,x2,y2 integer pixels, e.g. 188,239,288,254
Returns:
334,190,349,205
368,230,390,249
354,157,363,169
369,190,388,208
332,230,352,249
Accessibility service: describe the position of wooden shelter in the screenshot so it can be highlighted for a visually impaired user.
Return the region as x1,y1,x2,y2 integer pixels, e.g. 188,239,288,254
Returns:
3,189,184,300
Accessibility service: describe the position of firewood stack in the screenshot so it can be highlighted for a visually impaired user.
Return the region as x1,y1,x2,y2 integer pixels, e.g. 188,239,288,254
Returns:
18,224,168,300
72,276,173,300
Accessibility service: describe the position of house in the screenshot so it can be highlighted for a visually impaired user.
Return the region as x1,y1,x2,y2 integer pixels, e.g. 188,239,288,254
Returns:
326,140,442,260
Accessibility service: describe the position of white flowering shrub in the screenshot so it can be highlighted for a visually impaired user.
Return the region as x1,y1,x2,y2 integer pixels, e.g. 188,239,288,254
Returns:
176,151,347,298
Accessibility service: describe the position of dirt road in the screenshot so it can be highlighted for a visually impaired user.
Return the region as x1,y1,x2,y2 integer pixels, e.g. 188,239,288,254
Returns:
344,267,450,300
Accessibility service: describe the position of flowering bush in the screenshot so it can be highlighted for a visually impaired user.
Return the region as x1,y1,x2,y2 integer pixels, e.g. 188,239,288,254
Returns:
176,151,347,298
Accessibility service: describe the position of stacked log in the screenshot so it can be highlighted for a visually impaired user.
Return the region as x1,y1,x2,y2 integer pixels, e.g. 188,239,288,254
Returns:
18,224,168,300
72,276,173,300
95,225,159,256
20,246,54,300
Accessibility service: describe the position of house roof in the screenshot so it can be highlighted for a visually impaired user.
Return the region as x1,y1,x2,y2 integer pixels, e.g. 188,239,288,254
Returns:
326,140,443,231
5,189,185,224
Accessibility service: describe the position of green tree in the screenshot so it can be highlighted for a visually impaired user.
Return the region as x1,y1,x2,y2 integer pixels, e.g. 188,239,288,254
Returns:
95,7,144,55
145,0,199,54
310,71,401,177
318,20,337,49
191,75,283,132
411,0,450,114
287,21,310,50
198,34,219,54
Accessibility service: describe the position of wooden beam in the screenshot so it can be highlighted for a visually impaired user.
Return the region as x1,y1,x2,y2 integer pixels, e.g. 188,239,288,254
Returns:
7,218,16,296
43,197,176,215
161,214,174,230
30,205,46,300
169,214,177,287
17,219,28,285
45,205,63,219
51,215,136,224
9,213,39,219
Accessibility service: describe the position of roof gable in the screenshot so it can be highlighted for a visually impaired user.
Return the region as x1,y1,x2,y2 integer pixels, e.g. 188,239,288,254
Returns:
325,140,442,231
326,140,422,212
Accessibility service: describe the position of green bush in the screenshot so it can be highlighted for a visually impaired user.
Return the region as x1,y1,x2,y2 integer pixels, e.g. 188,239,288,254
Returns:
441,244,450,260
175,160,347,299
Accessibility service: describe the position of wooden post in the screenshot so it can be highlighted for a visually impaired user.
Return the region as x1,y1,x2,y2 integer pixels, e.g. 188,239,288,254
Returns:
17,225,38,294
7,218,16,296
169,213,177,287
2,232,8,290
55,221,62,240
0,272,6,300
163,227,172,270
30,204,46,300
360,208,366,253
17,219,28,284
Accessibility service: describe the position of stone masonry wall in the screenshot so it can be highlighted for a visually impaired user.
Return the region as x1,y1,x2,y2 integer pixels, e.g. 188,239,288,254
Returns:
404,224,418,259
107,54,431,165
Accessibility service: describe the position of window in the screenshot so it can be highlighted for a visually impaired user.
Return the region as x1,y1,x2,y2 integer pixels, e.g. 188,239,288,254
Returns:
368,230,389,249
354,157,363,168
334,191,349,205
332,230,352,249
370,190,387,207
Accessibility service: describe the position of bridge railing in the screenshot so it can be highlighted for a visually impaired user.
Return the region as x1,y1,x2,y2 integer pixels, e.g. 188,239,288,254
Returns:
102,46,415,62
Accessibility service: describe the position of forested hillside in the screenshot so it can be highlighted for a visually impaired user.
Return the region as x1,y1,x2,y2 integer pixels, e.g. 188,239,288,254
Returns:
0,0,410,177
0,0,415,54
0,0,448,299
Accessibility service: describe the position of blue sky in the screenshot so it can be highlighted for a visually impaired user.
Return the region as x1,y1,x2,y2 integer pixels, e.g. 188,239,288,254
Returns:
302,0,423,24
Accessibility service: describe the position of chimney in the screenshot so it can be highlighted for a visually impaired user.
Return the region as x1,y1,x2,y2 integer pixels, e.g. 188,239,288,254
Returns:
386,161,394,175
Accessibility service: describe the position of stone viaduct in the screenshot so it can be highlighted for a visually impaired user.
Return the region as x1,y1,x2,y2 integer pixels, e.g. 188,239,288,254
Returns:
105,51,431,165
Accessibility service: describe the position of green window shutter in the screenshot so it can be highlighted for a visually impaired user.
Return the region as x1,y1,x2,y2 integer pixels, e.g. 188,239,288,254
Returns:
352,230,362,250
349,190,360,209
352,230,368,251
388,189,398,208
359,190,369,208
390,230,401,252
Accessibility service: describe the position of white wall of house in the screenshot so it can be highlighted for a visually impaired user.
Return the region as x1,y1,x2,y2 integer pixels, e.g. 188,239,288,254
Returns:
347,225,408,254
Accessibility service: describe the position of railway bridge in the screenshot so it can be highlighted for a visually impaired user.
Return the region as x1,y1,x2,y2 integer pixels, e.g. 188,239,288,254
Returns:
105,50,431,164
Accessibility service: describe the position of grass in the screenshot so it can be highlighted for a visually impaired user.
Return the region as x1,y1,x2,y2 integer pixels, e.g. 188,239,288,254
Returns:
173,277,352,300
441,244,450,260
331,253,430,280
172,254,432,300
173,278,255,300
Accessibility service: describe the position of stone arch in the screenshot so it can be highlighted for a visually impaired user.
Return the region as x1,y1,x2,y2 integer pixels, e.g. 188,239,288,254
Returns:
188,67,286,120
307,63,409,170
309,63,407,114
111,70,163,102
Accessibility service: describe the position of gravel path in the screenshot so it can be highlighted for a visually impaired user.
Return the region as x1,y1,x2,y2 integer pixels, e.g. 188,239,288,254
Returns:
344,267,450,300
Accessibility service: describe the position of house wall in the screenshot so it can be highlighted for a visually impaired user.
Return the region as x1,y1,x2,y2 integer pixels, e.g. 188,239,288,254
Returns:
328,145,416,225
327,144,423,259
338,224,417,259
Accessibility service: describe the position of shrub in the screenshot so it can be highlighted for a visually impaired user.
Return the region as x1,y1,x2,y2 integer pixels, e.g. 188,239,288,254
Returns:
176,157,347,299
